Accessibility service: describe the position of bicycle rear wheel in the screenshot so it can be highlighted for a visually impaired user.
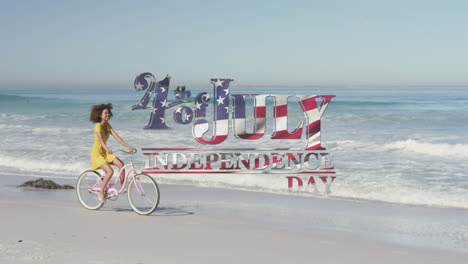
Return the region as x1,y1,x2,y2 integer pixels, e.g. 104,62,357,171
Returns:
127,174,160,215
76,170,104,210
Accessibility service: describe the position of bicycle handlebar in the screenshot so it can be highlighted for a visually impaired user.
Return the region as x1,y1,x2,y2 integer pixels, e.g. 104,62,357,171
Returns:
118,149,138,155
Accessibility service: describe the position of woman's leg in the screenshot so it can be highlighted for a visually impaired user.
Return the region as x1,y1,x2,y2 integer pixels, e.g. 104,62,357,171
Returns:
111,158,125,186
99,163,114,202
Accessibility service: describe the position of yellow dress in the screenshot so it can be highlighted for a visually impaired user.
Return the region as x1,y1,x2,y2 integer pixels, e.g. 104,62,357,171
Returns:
90,123,116,170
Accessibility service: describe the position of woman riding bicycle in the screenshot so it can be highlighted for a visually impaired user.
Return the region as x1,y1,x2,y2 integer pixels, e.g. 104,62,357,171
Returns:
89,103,133,202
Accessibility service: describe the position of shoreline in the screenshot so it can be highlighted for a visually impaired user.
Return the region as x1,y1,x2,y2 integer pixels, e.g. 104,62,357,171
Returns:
2,169,467,212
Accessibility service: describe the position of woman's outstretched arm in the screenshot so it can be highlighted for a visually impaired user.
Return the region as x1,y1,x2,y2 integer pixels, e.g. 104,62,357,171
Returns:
110,129,133,152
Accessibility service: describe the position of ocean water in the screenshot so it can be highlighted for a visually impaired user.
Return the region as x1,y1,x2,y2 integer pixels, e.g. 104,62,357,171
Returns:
1,86,468,210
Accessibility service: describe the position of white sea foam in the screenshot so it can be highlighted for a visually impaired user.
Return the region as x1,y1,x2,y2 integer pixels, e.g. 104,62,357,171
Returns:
31,127,92,135
0,155,89,175
0,124,28,129
149,171,468,209
327,139,468,160
0,113,47,121
0,124,92,135
382,139,468,159
332,181,468,209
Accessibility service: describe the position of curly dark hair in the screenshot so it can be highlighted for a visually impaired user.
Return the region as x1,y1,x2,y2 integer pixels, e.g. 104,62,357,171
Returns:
90,103,113,123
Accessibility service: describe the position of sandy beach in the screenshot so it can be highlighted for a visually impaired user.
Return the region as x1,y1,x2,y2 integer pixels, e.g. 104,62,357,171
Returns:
1,174,467,264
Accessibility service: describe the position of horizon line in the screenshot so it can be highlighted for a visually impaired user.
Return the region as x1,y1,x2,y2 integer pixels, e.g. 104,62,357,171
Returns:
1,83,468,90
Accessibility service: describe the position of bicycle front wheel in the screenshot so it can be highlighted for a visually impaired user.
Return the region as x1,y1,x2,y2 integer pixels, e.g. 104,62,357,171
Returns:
128,174,160,215
76,170,104,210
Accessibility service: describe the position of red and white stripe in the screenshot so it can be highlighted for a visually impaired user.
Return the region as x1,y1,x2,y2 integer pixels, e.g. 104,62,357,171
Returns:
193,119,229,144
298,95,335,150
271,95,303,139
233,94,267,139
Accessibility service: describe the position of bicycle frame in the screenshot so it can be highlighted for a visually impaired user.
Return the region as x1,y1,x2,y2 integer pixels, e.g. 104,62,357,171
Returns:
87,153,147,198
112,163,135,190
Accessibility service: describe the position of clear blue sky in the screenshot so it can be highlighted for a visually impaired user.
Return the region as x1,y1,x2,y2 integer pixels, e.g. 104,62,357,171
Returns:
1,0,467,89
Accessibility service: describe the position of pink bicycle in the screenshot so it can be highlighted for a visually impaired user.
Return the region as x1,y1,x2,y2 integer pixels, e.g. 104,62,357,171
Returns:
76,149,160,215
